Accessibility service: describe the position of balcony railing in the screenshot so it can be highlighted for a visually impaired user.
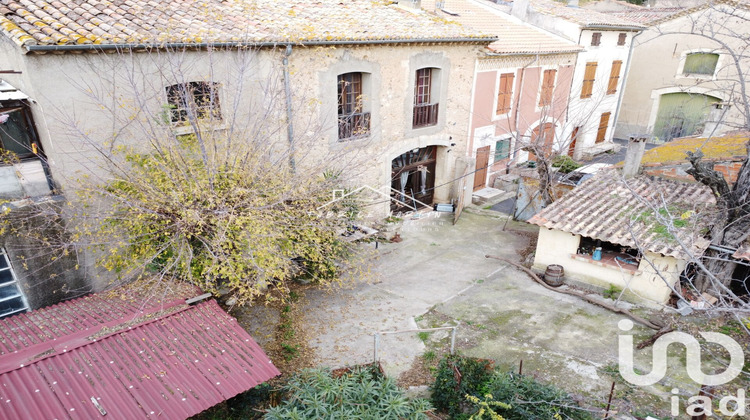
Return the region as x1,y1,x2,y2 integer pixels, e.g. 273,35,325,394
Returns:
338,112,371,141
412,103,439,128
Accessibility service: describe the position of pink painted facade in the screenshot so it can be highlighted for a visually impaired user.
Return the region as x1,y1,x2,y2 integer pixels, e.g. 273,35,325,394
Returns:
469,57,577,189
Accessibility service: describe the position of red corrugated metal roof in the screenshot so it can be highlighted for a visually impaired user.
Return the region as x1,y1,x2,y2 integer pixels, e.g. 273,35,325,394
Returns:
0,284,279,419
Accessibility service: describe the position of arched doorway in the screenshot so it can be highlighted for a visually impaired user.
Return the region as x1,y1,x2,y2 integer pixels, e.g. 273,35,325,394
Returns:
653,92,720,141
390,146,436,212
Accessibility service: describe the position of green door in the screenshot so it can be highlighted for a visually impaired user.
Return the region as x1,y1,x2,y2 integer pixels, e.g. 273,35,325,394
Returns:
653,92,720,141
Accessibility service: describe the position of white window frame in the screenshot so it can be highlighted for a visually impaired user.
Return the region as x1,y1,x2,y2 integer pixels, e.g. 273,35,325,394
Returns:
0,248,29,319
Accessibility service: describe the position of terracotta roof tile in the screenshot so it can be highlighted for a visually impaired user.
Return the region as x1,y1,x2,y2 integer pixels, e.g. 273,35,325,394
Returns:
529,0,644,28
0,0,495,49
528,170,715,259
441,0,582,54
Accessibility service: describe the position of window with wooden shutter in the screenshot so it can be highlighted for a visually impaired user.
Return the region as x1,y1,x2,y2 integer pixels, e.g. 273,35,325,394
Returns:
591,32,602,46
539,69,556,107
494,138,510,161
607,61,622,94
581,62,597,99
496,73,515,115
617,33,627,46
596,112,611,143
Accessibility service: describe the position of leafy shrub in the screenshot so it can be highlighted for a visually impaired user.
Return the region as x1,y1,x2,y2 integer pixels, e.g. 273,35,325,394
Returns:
431,356,593,420
264,366,432,419
431,355,494,418
551,155,582,174
479,371,594,419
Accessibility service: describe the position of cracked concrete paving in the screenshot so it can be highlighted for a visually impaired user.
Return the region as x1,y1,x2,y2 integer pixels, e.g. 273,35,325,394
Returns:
300,208,687,414
301,209,532,377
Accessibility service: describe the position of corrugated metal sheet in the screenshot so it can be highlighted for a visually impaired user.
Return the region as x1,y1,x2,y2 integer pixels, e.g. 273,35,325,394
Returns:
528,170,715,259
0,285,279,419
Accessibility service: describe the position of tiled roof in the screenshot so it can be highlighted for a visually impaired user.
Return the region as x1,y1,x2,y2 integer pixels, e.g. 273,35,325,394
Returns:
441,0,582,54
529,0,644,29
529,170,715,259
0,0,495,49
608,7,685,25
0,281,279,419
639,132,749,166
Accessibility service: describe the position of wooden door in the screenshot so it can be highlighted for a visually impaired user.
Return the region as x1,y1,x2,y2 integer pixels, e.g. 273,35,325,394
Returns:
473,146,490,191
568,127,579,157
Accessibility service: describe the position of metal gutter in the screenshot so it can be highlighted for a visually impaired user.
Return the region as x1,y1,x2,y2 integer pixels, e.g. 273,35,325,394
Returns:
582,24,645,31
24,37,498,53
612,28,644,140
282,44,295,173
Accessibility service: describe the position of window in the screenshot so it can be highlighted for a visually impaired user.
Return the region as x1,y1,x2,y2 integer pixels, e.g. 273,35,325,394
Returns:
0,104,39,159
338,72,370,140
494,138,510,161
682,52,719,76
617,33,627,46
581,62,598,99
496,73,515,115
539,69,557,107
607,61,623,95
0,249,28,319
165,82,221,124
596,112,611,143
413,68,439,128
591,32,602,46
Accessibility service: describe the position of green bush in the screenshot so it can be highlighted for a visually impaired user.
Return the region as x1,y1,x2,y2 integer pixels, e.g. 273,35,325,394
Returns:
479,371,594,419
431,356,593,420
430,355,494,418
264,366,432,419
551,155,582,174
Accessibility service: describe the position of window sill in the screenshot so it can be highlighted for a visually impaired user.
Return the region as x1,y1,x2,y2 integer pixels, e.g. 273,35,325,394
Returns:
171,121,226,136
570,253,639,273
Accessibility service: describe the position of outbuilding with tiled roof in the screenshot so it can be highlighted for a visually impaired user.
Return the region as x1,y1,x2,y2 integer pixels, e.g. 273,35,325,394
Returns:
529,169,715,304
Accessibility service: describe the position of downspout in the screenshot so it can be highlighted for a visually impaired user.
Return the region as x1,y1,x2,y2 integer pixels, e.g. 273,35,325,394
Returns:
612,30,644,141
282,44,295,172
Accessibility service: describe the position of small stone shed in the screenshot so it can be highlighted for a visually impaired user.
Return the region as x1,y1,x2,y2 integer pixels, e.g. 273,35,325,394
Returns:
528,170,715,304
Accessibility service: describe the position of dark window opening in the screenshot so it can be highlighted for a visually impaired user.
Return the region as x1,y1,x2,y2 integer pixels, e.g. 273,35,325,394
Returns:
577,237,640,271
0,103,40,160
617,33,627,46
165,81,222,124
338,72,370,140
413,68,439,128
391,146,436,212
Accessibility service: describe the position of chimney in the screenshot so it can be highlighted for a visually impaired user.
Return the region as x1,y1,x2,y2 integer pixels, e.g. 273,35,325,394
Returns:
623,135,647,178
702,102,731,137
512,0,530,20
568,0,579,7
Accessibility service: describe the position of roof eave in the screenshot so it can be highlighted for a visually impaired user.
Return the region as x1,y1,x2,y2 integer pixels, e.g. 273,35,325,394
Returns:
581,24,645,31
23,36,499,53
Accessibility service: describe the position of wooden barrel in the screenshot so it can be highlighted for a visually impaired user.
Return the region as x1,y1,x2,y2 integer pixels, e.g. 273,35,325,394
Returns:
543,264,565,287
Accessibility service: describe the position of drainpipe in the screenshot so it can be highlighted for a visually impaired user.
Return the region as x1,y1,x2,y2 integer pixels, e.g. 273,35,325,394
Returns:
612,30,643,141
282,45,295,172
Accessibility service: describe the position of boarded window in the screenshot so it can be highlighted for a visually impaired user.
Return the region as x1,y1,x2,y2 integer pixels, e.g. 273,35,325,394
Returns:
591,32,602,46
683,53,719,75
338,72,370,140
165,81,221,124
607,61,623,95
617,33,627,46
581,62,597,99
494,138,510,161
595,112,611,144
496,73,515,115
539,69,556,107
